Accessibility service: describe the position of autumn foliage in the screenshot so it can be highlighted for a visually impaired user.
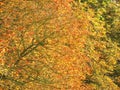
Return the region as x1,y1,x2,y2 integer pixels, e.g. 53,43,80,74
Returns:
0,0,120,90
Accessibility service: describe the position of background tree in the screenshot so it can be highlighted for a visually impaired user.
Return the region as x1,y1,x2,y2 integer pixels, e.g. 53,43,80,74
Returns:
77,0,120,89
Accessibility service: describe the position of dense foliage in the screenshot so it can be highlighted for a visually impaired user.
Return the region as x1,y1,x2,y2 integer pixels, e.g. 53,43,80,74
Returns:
0,0,120,90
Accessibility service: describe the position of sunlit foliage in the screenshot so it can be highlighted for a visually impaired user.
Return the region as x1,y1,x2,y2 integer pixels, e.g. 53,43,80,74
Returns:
0,0,120,90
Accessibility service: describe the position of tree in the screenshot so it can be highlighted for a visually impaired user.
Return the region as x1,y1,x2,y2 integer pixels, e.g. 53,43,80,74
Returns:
77,0,120,89
0,0,92,89
0,0,119,90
